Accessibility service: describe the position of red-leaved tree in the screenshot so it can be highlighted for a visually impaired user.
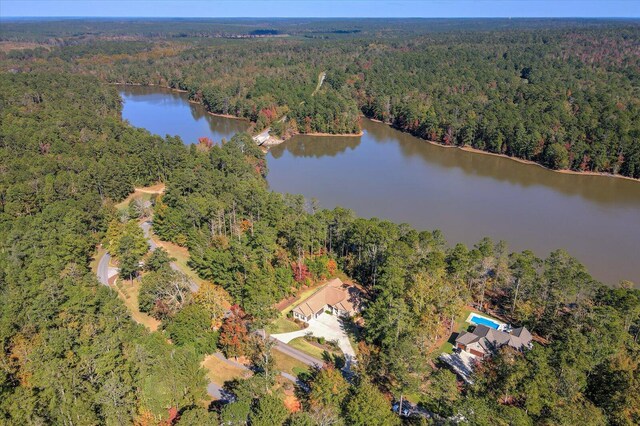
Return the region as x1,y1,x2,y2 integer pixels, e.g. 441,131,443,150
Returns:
293,262,311,284
219,305,249,359
198,137,213,148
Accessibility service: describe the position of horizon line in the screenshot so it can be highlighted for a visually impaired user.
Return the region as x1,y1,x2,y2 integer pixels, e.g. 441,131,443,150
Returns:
2,16,639,19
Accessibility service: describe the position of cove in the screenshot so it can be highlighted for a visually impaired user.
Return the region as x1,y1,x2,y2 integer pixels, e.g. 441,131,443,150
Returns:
120,86,640,286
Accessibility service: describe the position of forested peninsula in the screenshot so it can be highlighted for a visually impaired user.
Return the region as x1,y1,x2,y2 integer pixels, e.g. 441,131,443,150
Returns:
1,19,639,426
2,19,638,178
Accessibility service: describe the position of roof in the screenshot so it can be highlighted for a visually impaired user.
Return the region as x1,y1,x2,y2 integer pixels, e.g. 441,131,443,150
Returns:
455,331,480,346
455,323,533,354
292,278,359,317
511,327,533,342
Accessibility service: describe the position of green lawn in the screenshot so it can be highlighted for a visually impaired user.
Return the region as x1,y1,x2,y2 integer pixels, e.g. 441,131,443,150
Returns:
267,317,302,334
288,337,335,360
433,306,474,358
272,349,310,376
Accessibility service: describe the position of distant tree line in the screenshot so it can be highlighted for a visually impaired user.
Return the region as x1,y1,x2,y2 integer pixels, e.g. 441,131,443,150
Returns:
3,21,637,177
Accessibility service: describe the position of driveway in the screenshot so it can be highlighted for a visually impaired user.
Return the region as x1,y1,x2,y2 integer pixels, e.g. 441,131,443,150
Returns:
140,221,158,251
97,251,119,286
271,313,356,370
439,351,477,384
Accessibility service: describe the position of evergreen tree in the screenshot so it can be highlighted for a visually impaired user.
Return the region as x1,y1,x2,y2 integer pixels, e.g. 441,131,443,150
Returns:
343,379,399,426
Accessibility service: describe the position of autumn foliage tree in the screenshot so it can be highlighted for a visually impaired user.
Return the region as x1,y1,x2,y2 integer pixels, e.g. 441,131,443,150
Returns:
219,305,249,359
198,136,213,148
293,262,311,284
326,258,337,276
193,281,230,328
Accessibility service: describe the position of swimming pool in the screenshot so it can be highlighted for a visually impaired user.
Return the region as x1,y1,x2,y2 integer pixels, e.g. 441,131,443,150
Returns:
467,313,503,330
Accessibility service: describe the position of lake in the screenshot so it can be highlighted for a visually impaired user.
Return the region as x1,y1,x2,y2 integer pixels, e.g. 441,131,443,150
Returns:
119,86,249,143
120,86,640,286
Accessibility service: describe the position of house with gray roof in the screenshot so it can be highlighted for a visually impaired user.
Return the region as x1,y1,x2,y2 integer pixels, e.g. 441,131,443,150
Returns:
455,324,533,358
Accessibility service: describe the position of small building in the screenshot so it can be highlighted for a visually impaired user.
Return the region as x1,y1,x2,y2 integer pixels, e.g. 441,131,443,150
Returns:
455,324,533,358
291,278,360,323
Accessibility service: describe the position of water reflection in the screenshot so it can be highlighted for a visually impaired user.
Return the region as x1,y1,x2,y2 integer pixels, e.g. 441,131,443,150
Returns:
119,86,640,285
269,119,640,285
362,120,640,207
119,85,249,144
270,134,361,159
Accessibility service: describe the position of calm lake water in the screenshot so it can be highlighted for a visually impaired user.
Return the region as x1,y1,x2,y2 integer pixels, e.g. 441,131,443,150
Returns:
120,86,249,143
120,86,640,286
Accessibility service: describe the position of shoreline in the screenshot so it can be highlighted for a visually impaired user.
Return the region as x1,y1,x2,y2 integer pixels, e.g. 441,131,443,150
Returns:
116,83,364,137
116,83,638,183
112,82,188,93
457,144,640,182
366,117,640,184
302,131,364,137
186,100,250,122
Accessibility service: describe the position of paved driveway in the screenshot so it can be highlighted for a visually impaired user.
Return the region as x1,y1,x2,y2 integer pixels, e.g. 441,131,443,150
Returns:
271,313,356,369
97,251,119,286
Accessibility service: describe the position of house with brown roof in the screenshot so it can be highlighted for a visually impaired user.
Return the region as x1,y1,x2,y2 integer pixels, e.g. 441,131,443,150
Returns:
455,324,533,358
291,278,360,322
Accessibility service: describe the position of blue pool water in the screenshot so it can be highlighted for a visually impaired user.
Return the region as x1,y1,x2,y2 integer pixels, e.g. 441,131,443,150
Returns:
470,314,501,329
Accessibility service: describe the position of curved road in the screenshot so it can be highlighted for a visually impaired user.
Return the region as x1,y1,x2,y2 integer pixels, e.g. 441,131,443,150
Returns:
271,313,354,371
96,221,322,400
141,220,199,292
255,329,324,368
97,250,112,286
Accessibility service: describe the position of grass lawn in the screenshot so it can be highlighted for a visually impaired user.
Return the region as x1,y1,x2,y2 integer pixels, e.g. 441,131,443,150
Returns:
432,306,476,358
272,349,310,376
405,392,422,405
114,278,161,332
201,355,252,385
288,337,338,360
267,317,302,334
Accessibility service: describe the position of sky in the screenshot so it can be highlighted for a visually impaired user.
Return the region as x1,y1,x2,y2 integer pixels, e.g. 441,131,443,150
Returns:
1,0,639,18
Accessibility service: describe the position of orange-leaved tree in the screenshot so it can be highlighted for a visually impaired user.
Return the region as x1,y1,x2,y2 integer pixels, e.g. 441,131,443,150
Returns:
219,305,249,359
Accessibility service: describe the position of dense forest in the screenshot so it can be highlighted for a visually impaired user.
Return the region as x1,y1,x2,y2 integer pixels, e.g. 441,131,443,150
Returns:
1,19,640,425
2,19,639,177
1,71,639,425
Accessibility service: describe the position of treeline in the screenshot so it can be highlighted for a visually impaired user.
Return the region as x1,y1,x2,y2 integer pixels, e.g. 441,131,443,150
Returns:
150,139,640,424
3,21,638,177
0,18,625,41
360,28,640,177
